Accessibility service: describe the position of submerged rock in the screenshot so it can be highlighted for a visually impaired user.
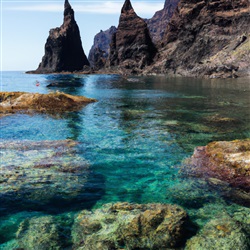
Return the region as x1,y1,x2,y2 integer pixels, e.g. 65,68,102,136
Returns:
16,215,70,250
108,0,157,74
0,91,96,116
29,0,89,73
0,140,93,213
72,202,188,249
185,214,250,250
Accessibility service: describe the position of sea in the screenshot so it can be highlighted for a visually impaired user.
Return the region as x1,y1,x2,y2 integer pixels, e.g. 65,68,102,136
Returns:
0,71,250,248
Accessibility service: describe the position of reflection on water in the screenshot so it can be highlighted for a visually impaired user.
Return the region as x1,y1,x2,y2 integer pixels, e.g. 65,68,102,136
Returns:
1,72,250,247
45,74,85,88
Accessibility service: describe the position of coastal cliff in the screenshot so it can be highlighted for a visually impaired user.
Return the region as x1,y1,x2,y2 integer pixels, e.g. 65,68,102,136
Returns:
88,26,117,70
30,0,89,74
108,0,157,74
147,0,250,78
145,0,179,44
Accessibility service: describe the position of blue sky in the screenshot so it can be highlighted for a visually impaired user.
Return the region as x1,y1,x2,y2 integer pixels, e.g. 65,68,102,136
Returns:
1,0,164,71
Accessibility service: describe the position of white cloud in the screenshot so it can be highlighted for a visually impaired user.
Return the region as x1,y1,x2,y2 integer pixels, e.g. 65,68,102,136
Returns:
5,1,164,16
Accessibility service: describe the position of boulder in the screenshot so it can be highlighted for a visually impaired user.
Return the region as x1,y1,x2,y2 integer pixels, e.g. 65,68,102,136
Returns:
72,202,188,249
185,214,250,250
183,139,250,205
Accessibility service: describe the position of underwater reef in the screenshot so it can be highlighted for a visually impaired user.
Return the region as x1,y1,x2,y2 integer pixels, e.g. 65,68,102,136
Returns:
1,139,250,249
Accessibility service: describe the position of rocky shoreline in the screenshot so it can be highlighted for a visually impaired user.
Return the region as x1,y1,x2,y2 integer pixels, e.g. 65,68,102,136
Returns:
1,138,249,249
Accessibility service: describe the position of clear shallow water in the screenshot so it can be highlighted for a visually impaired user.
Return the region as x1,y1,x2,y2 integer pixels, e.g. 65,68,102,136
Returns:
0,72,250,247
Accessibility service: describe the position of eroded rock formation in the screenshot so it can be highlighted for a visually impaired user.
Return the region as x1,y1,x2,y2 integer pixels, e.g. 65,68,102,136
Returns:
88,26,117,70
108,0,157,74
32,0,89,73
148,0,250,78
145,0,179,44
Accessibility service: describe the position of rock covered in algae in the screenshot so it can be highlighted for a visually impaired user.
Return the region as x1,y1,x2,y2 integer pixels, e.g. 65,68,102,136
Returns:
0,91,96,116
0,140,91,212
185,214,250,250
72,202,188,249
16,215,71,250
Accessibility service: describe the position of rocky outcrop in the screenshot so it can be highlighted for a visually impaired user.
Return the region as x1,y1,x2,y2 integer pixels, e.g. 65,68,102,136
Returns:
183,139,250,205
72,202,188,249
31,0,89,73
0,91,96,116
12,203,250,249
88,26,117,70
145,0,179,44
108,0,157,74
147,0,250,78
185,214,250,250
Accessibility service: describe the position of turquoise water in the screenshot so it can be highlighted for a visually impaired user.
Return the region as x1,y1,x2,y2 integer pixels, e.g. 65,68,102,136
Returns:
1,72,250,248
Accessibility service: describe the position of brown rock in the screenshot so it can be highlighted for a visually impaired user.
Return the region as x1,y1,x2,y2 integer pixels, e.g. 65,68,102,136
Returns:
72,202,188,249
108,0,157,74
30,0,89,73
185,214,250,250
145,0,179,44
183,139,250,204
147,0,250,78
0,91,96,116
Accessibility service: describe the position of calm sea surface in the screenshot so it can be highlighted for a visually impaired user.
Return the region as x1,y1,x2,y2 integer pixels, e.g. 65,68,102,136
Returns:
0,71,250,248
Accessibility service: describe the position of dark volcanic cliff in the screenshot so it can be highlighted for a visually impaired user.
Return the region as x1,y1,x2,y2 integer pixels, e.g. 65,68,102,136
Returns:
88,26,117,70
148,0,250,78
145,0,179,44
33,0,89,73
108,0,157,74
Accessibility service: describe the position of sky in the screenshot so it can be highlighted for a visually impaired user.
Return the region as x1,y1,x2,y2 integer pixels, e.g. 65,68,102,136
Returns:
1,0,165,71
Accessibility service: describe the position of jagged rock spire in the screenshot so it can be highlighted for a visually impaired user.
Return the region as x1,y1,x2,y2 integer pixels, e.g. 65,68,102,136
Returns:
63,0,74,25
121,0,133,13
33,0,89,73
64,0,70,9
108,0,157,73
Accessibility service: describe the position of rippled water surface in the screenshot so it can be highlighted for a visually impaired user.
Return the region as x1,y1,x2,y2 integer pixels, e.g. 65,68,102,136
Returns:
1,72,250,247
